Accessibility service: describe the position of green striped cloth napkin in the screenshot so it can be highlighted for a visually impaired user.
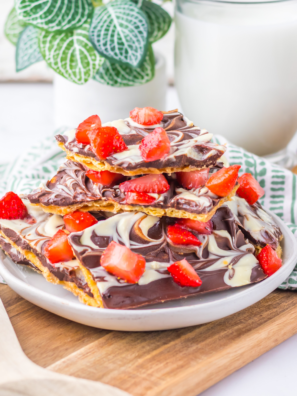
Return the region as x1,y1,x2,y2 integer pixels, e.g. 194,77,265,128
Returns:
0,131,296,289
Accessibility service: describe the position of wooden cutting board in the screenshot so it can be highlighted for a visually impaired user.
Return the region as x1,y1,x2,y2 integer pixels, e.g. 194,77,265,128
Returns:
2,284,297,396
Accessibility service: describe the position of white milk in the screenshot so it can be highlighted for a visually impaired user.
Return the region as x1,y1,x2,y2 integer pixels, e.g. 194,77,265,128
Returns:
175,0,297,155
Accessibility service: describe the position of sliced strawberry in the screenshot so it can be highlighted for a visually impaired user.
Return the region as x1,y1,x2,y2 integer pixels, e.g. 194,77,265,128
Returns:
130,107,163,126
100,241,145,283
86,169,125,187
168,259,202,287
257,245,282,276
237,173,265,205
76,115,101,145
139,127,170,162
125,192,156,205
119,174,170,194
205,165,241,197
64,211,98,233
176,219,213,235
88,126,128,160
44,230,74,264
0,192,28,220
167,225,202,246
176,169,209,190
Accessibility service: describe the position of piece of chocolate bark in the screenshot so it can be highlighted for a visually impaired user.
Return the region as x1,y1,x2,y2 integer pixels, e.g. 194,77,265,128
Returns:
224,196,283,253
0,235,40,272
68,207,268,310
27,160,238,221
0,199,101,307
56,111,226,176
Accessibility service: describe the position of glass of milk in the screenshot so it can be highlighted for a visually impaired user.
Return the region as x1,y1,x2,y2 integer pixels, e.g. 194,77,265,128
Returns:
175,0,297,156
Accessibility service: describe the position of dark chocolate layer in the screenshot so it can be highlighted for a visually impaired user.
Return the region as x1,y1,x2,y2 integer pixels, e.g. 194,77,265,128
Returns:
0,235,38,270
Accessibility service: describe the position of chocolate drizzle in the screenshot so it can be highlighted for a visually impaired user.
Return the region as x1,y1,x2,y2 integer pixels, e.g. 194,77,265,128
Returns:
224,196,282,249
55,112,226,172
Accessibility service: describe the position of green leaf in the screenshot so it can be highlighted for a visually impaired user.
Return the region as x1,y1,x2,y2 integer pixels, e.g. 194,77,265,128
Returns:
89,0,149,68
93,44,155,87
15,0,93,32
16,26,43,72
4,7,27,45
137,0,172,43
39,23,104,85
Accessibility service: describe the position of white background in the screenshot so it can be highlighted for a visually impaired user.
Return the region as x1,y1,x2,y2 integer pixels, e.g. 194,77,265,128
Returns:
0,82,297,395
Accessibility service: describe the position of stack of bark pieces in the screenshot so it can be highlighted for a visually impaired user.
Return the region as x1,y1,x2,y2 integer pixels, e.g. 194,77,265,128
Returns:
0,108,283,309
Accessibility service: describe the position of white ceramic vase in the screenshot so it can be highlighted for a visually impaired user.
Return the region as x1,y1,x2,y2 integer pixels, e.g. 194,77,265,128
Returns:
54,52,166,127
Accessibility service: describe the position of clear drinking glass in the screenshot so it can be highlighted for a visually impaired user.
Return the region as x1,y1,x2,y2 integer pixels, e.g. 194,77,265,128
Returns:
175,0,297,156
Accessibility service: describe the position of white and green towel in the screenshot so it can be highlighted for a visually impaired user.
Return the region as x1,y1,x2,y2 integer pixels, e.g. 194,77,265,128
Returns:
0,131,296,289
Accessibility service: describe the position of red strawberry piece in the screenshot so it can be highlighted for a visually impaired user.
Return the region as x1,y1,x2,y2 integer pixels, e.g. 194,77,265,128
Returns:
44,230,74,264
176,169,209,190
257,245,282,276
176,219,213,235
119,174,170,194
130,107,163,126
205,165,241,197
168,259,202,287
167,225,202,246
63,211,98,233
0,192,28,220
237,173,265,205
76,115,101,145
100,241,145,283
125,192,156,205
139,127,170,162
86,169,125,187
88,126,128,160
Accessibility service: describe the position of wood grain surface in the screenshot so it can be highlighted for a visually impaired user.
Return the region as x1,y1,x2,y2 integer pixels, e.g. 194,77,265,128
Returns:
2,284,297,396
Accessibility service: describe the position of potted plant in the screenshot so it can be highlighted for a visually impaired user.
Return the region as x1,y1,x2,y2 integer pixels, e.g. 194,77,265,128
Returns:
4,0,171,125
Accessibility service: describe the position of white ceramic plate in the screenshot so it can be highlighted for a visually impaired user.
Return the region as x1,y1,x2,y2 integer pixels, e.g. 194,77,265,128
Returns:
0,212,296,332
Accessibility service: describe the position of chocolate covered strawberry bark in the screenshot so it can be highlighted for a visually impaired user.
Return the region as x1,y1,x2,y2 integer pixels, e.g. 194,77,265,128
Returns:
27,161,239,221
55,109,226,176
68,208,267,309
0,194,105,307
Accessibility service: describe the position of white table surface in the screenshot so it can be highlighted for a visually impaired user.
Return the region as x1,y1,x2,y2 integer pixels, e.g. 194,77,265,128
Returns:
1,82,297,395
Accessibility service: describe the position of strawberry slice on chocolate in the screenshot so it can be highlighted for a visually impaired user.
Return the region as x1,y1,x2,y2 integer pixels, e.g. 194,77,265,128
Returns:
88,126,128,160
167,225,202,246
176,219,213,235
139,127,170,162
100,241,146,283
0,192,28,220
206,165,241,197
176,169,209,190
76,115,101,145
86,169,125,187
168,259,202,287
237,173,265,205
64,211,98,233
119,174,170,194
130,107,163,126
44,230,74,264
257,245,282,276
125,192,157,205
